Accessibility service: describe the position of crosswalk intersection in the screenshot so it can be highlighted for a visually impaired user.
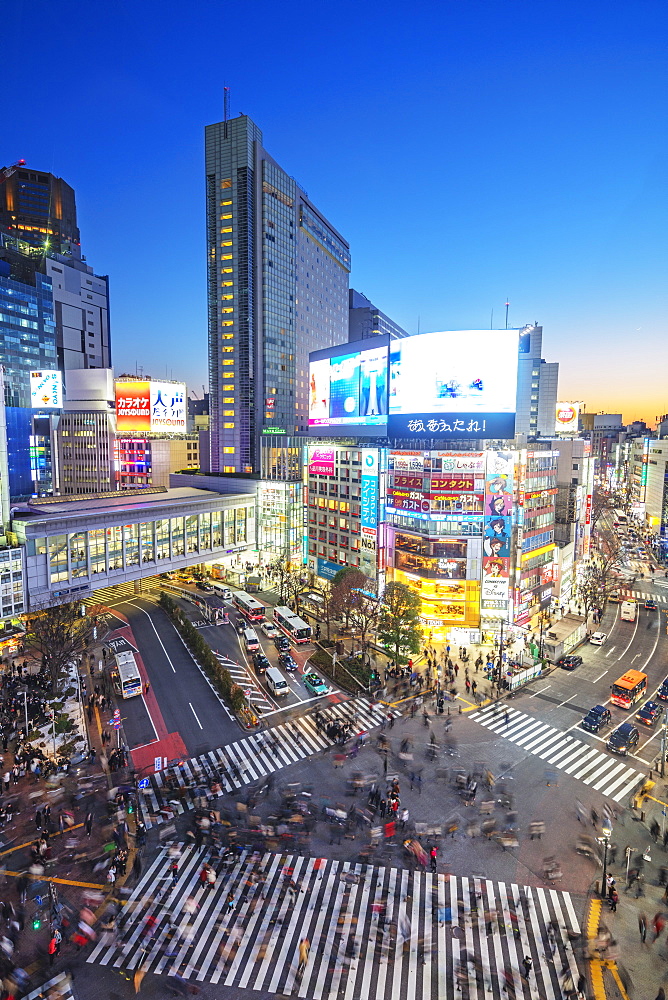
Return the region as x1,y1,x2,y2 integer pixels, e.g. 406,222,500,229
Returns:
139,697,395,828
88,844,582,999
24,973,75,999
472,704,643,803
86,580,160,606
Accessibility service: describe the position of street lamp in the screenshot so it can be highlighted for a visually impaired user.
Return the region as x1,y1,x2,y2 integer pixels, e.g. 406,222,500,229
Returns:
599,819,613,898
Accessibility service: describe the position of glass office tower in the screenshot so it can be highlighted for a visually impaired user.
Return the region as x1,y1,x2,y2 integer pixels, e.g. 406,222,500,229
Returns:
205,114,350,476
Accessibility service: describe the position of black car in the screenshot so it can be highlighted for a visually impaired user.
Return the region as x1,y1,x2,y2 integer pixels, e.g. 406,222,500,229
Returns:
558,654,583,671
278,652,297,672
253,653,270,674
607,722,640,755
581,705,612,733
196,581,213,592
657,677,668,701
636,700,661,727
274,635,291,653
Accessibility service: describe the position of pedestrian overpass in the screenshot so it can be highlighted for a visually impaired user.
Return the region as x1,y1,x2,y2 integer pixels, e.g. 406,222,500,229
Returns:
11,486,256,611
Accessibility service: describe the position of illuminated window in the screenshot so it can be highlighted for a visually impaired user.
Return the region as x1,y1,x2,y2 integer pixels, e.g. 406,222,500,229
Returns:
223,410,235,416
224,422,235,428
222,346,234,352
224,465,236,472
221,226,232,233
223,447,235,454
223,397,234,403
221,280,233,286
221,267,232,274
221,321,233,327
221,294,233,300
265,412,274,419
221,253,232,260
222,359,234,365
221,179,232,188
221,308,233,314
221,333,234,340
223,385,234,391
221,214,232,220
221,240,232,247
221,199,232,205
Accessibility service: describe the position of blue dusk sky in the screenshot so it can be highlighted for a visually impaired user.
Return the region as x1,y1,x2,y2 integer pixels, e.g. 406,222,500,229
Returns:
4,0,667,422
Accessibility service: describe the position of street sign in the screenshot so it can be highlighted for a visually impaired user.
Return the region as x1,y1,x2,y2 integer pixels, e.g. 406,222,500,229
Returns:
138,778,150,789
154,756,163,772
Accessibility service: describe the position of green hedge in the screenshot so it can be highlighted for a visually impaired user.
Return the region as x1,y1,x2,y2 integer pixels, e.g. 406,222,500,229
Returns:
159,592,246,713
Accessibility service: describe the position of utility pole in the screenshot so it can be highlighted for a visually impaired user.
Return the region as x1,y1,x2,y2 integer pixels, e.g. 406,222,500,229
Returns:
661,707,667,779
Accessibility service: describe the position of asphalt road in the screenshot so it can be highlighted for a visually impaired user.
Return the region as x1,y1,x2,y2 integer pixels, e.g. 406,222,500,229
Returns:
101,595,239,757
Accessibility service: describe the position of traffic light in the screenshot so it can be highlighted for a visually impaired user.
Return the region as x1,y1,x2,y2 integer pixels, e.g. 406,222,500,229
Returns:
127,800,134,814
32,916,41,930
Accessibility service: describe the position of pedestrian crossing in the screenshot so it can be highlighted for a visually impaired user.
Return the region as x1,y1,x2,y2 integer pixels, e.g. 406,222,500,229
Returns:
215,651,274,713
472,705,644,804
88,844,581,998
617,589,668,603
86,580,159,606
139,697,396,828
24,973,75,999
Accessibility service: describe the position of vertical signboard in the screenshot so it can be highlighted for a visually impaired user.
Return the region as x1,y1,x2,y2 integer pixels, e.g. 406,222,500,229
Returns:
360,449,379,580
481,451,515,619
308,447,336,476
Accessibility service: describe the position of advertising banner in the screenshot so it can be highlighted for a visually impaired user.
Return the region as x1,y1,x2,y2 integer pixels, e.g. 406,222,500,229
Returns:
116,380,150,432
308,344,388,428
555,401,581,434
390,451,424,473
116,380,186,433
317,557,342,581
360,449,379,579
30,370,63,409
435,452,486,473
388,329,518,439
308,447,335,476
481,451,515,616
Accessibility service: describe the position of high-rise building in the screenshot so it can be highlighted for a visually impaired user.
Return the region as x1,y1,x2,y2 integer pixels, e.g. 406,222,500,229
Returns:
0,166,79,251
348,289,409,343
56,369,117,494
515,324,559,438
205,114,350,475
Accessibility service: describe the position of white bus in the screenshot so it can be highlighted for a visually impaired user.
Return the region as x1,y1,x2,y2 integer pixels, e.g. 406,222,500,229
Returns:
233,591,266,621
614,509,628,527
620,601,637,622
273,606,312,644
115,651,143,699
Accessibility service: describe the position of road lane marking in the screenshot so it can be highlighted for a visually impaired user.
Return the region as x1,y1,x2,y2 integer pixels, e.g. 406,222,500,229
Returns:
639,608,662,672
605,646,617,657
558,694,576,707
592,670,608,682
614,611,640,662
529,685,551,698
189,703,203,729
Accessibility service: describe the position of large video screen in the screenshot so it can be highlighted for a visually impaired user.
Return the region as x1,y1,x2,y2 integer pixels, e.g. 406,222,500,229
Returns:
115,380,187,434
309,344,388,429
388,330,518,438
309,329,518,439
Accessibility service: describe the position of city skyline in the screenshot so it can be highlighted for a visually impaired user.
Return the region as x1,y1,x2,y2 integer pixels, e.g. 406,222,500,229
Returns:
4,0,667,423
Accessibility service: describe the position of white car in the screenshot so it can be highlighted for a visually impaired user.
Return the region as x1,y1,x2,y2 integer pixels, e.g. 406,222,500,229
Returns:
261,621,281,639
590,632,607,645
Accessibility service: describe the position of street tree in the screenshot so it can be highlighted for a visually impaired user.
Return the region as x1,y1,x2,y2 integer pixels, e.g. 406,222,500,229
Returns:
348,593,382,664
377,582,423,666
313,581,337,642
25,598,103,691
575,542,622,621
331,568,370,632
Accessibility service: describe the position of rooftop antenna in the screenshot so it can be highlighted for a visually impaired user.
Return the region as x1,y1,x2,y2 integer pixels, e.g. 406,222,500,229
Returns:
490,308,494,329
505,299,510,330
224,86,230,138
417,314,421,336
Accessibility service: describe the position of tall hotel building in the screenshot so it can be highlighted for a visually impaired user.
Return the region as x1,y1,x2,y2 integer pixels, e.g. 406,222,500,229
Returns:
205,115,350,478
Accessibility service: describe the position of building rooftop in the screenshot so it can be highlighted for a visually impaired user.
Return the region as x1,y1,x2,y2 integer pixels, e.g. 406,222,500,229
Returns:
12,487,232,522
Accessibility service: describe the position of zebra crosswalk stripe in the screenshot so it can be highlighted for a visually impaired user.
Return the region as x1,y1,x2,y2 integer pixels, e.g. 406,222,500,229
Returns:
473,705,644,802
23,973,75,999
140,697,396,828
87,846,582,998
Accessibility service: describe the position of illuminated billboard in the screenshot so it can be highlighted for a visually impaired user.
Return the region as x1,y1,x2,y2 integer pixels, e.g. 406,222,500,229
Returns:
555,401,581,434
309,344,388,431
481,450,516,618
309,330,518,439
30,371,63,409
115,380,187,434
308,447,335,476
